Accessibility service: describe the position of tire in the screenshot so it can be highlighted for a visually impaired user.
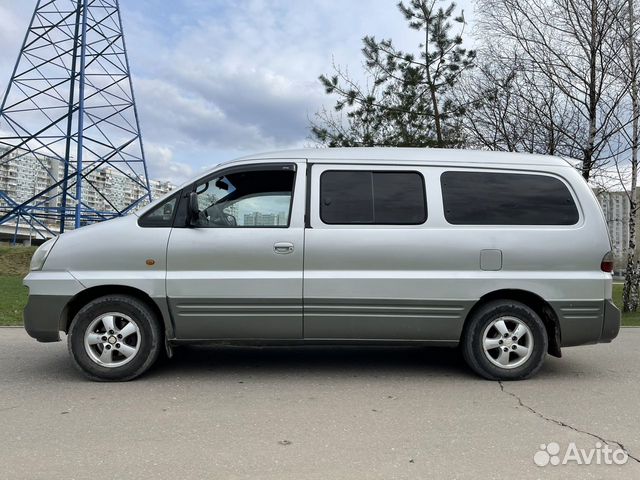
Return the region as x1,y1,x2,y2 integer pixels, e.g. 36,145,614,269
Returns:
462,300,548,381
67,295,162,381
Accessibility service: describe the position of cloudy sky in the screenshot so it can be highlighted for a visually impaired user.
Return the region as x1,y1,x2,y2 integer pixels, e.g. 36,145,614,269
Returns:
0,0,474,184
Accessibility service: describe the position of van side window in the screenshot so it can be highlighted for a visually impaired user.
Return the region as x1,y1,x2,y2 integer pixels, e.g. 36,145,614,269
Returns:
193,168,295,228
320,170,427,225
138,194,178,227
440,171,579,225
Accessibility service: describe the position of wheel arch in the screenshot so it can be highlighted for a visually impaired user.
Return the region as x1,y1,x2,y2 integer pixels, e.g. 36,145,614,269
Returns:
61,285,172,338
463,289,562,358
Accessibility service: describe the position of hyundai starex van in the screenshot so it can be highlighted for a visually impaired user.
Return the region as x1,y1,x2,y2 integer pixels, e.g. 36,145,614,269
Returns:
23,148,621,381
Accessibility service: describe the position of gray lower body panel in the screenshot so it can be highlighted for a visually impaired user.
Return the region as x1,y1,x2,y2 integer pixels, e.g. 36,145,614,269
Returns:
304,298,470,341
600,299,621,343
170,298,303,339
551,300,620,347
169,297,470,341
23,294,70,343
166,297,622,348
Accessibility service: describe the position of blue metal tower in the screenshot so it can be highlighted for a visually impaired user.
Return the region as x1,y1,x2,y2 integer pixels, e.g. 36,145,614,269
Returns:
0,0,151,242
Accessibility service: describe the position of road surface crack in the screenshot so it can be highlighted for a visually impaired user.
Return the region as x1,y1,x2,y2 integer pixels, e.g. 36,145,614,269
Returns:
498,381,640,464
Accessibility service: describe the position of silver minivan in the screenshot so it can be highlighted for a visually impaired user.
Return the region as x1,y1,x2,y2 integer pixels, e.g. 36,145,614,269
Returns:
23,148,621,381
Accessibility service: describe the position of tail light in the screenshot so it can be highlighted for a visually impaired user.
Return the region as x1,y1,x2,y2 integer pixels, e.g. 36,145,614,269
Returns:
601,251,614,273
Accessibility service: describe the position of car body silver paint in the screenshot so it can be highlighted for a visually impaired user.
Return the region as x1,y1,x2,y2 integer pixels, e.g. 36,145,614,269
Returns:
165,161,306,339
22,148,618,349
40,215,171,297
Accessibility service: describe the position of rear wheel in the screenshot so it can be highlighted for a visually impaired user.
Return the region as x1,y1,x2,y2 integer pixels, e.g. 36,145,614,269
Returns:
462,300,548,380
67,295,162,381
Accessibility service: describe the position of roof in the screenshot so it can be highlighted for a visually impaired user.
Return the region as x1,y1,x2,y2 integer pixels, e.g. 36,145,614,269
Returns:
138,147,576,215
227,147,572,168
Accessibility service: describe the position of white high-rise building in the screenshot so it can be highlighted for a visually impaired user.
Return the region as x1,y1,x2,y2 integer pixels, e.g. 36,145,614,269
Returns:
0,147,61,209
594,188,638,264
0,146,174,229
243,211,287,227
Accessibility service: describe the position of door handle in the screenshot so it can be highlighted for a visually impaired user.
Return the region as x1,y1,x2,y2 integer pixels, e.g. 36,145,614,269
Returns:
274,242,294,254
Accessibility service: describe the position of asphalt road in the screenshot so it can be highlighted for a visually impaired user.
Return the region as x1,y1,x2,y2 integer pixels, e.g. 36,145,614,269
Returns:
1,328,639,480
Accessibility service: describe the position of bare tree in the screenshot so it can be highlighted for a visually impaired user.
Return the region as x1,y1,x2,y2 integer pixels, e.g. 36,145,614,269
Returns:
476,0,629,181
458,43,584,155
616,0,640,311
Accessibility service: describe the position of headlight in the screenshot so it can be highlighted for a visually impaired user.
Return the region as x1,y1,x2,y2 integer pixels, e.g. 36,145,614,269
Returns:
30,237,58,271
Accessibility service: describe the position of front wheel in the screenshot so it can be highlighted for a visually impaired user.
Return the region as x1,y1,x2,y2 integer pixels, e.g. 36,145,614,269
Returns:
462,300,548,381
67,295,162,381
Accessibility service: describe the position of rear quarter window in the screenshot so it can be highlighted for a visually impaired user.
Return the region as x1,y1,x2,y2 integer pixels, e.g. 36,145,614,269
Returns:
440,171,579,226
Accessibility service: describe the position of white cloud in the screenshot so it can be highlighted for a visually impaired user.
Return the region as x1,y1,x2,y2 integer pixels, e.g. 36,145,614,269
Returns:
1,0,476,182
0,4,33,86
144,142,194,185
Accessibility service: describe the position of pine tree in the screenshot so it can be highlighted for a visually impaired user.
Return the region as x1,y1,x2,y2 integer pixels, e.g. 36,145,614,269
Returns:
310,0,475,148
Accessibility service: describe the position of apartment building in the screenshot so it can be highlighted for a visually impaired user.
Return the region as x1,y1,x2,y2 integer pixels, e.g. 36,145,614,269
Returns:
243,211,288,227
0,147,173,227
594,188,639,265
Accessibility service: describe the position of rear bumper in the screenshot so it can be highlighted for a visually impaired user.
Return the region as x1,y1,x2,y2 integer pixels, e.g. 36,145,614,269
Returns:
552,299,621,347
23,294,70,343
599,299,621,343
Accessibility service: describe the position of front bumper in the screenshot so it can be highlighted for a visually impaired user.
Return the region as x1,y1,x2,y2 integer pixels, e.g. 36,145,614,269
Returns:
23,294,71,342
600,299,621,343
23,271,83,343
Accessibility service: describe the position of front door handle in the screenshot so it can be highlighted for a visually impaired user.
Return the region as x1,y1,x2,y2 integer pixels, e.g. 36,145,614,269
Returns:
274,242,294,254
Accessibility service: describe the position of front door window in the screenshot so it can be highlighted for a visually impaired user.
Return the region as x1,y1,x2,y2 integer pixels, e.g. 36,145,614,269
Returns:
193,168,295,228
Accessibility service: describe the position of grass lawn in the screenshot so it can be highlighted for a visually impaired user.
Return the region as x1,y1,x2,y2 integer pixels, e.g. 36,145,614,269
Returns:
613,283,640,326
0,245,36,326
0,276,29,326
0,245,639,326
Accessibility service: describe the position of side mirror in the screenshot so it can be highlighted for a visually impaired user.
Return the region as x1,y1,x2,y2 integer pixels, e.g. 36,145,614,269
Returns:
188,191,199,226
